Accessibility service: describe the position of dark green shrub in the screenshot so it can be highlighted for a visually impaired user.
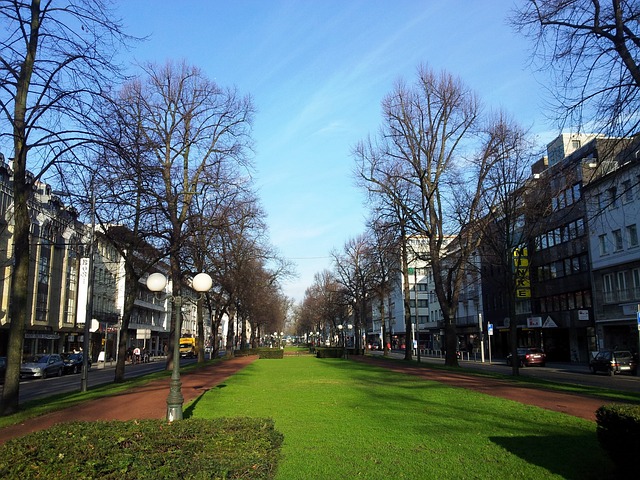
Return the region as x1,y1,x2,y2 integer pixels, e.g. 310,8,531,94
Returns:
234,348,259,357
0,417,283,479
316,347,344,358
595,404,640,474
258,348,284,359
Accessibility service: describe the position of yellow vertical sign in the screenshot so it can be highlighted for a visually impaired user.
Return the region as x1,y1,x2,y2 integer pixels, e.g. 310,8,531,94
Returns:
514,248,531,299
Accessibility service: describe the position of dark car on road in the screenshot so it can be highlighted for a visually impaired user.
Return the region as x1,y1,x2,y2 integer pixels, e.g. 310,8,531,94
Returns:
506,347,546,367
61,352,91,374
20,353,64,379
589,350,638,376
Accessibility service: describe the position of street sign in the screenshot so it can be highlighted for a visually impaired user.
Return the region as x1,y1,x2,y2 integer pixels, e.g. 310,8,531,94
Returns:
488,323,494,336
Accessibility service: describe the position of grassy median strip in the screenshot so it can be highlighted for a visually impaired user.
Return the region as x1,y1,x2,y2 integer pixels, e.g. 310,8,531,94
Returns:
191,355,614,479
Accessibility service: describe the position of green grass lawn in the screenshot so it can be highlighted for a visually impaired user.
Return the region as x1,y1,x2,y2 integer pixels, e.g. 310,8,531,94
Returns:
188,356,614,480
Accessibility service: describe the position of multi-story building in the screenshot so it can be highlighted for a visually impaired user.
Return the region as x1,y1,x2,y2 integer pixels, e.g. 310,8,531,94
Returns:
0,157,87,355
369,236,442,353
526,135,634,362
583,139,640,351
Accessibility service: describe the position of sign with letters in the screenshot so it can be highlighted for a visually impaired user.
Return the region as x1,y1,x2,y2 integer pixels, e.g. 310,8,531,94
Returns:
527,317,542,328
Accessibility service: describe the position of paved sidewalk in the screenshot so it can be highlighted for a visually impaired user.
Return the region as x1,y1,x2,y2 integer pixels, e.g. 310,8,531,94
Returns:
0,355,258,445
353,355,616,421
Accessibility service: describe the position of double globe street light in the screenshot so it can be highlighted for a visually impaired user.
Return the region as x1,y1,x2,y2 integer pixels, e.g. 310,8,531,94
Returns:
146,271,213,422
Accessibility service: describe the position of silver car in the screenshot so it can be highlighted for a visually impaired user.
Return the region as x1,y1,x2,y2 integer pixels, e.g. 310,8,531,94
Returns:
20,354,64,379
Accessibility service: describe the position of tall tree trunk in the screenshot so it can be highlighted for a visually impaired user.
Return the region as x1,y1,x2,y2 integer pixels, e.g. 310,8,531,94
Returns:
400,232,413,361
1,148,31,414
225,308,236,357
379,297,387,356
1,0,41,415
114,266,138,383
196,296,205,362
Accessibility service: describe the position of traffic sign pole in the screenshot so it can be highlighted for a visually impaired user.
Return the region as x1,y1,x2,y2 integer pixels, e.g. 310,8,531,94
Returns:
487,323,493,364
636,306,640,364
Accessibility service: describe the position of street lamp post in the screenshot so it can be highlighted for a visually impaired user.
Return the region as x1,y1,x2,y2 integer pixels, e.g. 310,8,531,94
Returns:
53,187,94,392
146,271,212,422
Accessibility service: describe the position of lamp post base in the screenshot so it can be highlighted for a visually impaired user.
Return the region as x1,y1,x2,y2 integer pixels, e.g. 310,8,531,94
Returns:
166,378,184,422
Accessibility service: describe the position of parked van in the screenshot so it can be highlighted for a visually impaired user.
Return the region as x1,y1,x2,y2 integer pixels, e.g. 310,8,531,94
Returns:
179,338,197,358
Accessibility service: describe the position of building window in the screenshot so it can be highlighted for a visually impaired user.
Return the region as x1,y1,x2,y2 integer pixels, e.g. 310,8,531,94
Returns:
607,186,618,208
633,268,640,299
617,271,629,301
627,224,638,248
622,179,633,203
599,234,608,255
603,273,614,303
613,229,623,251
583,290,592,308
572,183,581,202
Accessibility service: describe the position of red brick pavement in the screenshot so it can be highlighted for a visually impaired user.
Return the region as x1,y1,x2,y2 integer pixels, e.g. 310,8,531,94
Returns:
352,355,614,421
0,355,257,445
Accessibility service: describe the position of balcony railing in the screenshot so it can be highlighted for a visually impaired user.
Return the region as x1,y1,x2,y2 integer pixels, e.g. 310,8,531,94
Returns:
603,287,640,304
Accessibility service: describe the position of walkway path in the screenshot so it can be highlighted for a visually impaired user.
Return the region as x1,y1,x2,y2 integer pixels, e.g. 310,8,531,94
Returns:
353,355,614,421
0,354,620,445
0,355,257,445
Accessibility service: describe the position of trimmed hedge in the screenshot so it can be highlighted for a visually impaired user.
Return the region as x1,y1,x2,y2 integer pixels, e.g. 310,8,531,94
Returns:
315,347,365,358
233,348,259,357
595,403,640,474
315,347,344,358
0,417,283,479
258,348,284,359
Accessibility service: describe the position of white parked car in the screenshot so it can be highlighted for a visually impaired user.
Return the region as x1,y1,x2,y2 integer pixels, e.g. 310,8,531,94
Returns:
20,354,64,379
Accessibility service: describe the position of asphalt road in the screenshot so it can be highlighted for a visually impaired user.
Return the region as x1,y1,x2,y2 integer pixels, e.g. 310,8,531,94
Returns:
2,357,196,404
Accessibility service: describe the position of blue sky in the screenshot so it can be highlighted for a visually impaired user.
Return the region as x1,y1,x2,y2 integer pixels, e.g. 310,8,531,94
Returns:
115,1,558,303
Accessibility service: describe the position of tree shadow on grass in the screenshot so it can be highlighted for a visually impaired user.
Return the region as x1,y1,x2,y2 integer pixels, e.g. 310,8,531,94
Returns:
490,434,615,479
331,358,617,478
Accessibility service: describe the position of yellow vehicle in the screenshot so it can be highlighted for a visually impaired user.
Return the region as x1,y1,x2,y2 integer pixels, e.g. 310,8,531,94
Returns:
179,337,197,358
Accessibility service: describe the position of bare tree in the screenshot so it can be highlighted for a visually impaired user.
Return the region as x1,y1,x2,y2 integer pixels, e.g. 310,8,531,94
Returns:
366,218,399,356
0,0,128,415
355,143,417,361
297,270,346,345
332,234,379,351
130,60,254,370
512,0,640,136
61,80,169,383
474,113,540,374
356,65,503,367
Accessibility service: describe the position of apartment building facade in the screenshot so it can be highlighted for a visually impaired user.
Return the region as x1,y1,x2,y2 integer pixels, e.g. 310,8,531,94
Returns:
583,141,640,352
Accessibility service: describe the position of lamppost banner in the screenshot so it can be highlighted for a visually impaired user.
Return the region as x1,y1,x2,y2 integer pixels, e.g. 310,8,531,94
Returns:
76,257,90,325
